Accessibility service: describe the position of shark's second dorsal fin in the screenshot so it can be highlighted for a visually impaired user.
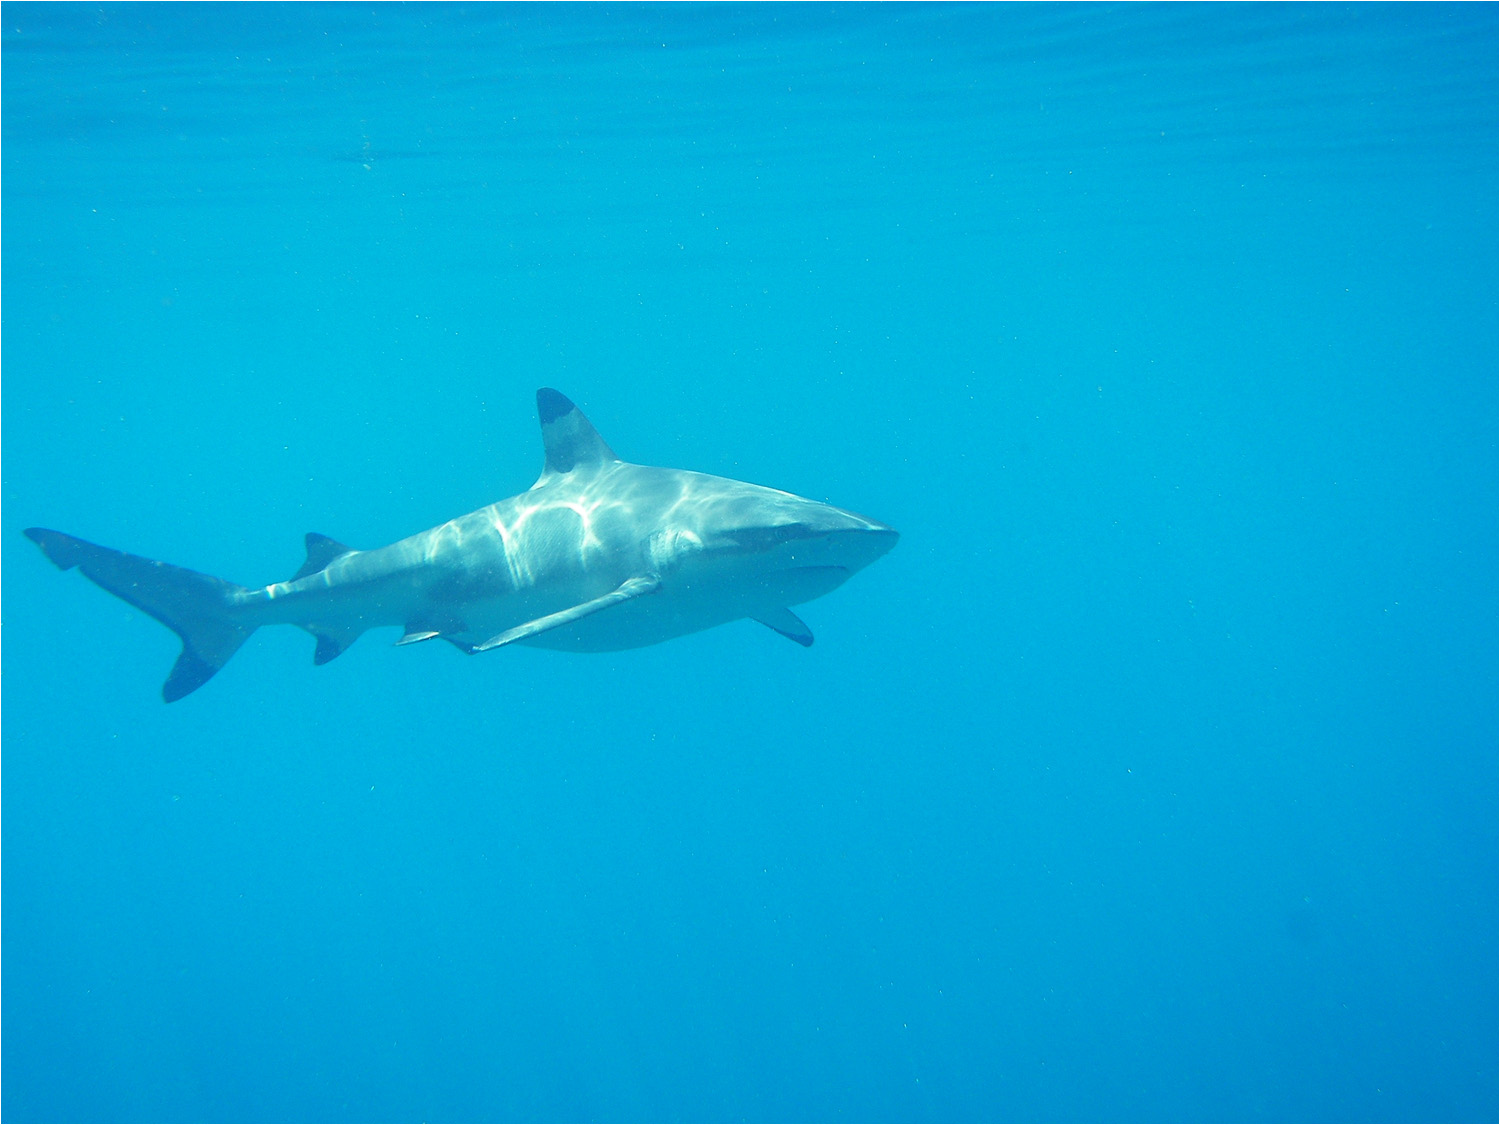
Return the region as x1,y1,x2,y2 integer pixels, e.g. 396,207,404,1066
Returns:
536,388,618,480
291,532,353,581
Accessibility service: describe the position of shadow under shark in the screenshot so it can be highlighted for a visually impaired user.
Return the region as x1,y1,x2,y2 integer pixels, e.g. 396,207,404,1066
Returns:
25,389,898,701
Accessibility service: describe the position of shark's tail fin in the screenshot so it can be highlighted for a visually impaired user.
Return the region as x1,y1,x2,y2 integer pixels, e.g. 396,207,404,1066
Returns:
24,527,257,702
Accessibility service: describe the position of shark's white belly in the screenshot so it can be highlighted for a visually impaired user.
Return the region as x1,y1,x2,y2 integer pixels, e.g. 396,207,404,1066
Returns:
505,562,855,652
507,585,746,651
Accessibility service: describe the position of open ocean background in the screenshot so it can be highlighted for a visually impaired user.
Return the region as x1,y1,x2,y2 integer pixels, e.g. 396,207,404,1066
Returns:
3,4,1495,1122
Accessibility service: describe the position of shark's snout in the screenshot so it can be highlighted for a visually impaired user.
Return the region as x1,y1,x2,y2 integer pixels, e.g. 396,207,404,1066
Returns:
866,525,900,555
821,522,898,572
756,506,897,575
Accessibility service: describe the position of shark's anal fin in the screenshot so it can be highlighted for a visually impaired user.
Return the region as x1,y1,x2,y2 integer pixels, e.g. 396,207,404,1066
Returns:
292,533,354,581
472,575,661,653
753,607,815,647
308,628,355,665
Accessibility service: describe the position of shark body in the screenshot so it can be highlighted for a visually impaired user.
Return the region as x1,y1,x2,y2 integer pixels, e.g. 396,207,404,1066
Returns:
25,389,898,701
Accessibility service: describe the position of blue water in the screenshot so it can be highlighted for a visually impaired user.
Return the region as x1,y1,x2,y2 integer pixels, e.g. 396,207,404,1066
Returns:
3,4,1495,1121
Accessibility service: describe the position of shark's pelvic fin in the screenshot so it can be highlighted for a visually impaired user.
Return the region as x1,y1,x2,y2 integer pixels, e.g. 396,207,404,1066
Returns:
754,607,815,647
471,574,661,652
292,532,354,581
535,388,618,479
395,610,469,648
23,527,256,702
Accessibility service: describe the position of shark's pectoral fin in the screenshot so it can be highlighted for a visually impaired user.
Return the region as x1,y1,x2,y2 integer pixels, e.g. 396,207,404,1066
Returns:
472,575,661,653
753,607,815,647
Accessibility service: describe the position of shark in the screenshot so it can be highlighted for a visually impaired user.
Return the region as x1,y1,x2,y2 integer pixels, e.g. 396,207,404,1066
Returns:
24,388,898,701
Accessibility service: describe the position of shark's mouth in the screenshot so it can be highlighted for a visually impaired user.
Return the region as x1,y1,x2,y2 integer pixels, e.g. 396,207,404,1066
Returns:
707,524,824,555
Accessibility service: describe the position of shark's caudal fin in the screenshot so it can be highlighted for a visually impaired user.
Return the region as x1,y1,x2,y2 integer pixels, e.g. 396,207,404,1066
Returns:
23,527,256,702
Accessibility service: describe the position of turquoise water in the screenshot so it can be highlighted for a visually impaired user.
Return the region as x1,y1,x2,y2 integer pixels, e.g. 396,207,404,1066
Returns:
3,4,1495,1121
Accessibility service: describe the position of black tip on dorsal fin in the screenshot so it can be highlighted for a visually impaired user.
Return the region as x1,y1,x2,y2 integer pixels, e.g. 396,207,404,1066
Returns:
536,388,618,477
291,532,354,581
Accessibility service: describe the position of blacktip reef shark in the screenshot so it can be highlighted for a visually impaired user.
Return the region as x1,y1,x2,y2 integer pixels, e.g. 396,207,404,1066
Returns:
25,389,898,701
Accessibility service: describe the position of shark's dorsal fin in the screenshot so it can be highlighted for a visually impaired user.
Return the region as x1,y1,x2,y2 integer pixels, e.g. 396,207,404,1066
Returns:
292,532,353,581
536,388,618,480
